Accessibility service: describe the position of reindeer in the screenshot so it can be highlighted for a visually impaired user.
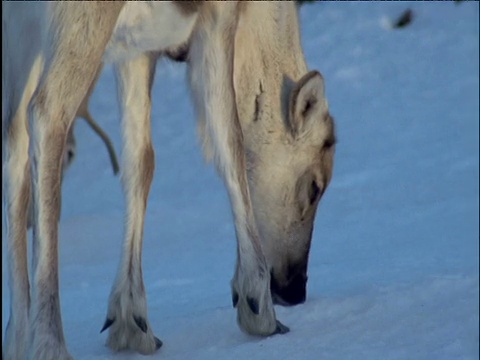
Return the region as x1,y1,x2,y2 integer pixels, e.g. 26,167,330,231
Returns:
25,64,120,229
2,2,336,359
64,64,120,177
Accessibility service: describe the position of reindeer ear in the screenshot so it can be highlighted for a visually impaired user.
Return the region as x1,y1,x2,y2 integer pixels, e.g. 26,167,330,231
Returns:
289,71,327,137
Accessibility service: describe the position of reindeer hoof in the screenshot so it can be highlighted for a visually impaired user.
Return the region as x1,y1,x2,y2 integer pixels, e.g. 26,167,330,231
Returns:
273,320,290,335
232,290,239,308
100,317,115,333
133,315,148,333
104,287,161,354
154,336,163,350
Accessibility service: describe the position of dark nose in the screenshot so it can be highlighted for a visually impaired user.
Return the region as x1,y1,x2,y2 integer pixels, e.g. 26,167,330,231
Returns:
270,270,307,306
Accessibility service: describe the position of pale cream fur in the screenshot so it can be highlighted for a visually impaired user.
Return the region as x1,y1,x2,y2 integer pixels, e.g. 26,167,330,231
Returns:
25,64,120,230
2,2,335,359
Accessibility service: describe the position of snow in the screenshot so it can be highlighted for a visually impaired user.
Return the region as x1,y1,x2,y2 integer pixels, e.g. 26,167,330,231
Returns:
2,2,479,359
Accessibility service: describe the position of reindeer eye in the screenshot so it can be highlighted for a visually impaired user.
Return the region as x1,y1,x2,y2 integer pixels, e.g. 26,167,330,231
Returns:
308,180,320,205
323,138,335,150
322,114,336,150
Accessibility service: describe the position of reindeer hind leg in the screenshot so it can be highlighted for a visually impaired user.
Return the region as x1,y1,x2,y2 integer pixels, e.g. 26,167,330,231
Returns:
3,86,32,360
27,3,123,359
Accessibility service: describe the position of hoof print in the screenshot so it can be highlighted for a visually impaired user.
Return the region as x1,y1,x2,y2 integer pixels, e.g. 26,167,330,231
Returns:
133,315,148,333
100,317,115,333
246,296,259,315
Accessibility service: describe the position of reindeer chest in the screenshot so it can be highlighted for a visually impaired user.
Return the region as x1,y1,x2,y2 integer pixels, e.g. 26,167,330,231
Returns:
103,2,197,63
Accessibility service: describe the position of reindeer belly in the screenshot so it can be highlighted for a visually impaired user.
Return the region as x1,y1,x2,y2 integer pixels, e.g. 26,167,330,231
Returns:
104,2,197,63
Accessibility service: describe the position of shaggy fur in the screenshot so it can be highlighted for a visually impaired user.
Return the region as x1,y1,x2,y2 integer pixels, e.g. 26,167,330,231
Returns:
2,2,335,358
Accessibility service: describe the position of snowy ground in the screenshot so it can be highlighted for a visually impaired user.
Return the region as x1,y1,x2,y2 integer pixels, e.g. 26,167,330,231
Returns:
2,2,479,359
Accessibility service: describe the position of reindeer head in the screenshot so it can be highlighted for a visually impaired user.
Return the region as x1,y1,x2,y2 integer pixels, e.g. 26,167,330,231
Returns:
233,2,336,306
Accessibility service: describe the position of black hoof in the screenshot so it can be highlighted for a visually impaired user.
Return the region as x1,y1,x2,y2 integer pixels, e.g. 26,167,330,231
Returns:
232,290,239,308
273,320,290,335
246,296,259,315
154,336,163,350
100,317,115,333
133,315,148,333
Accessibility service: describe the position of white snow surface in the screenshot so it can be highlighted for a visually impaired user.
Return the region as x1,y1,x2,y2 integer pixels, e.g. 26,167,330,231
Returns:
2,2,479,359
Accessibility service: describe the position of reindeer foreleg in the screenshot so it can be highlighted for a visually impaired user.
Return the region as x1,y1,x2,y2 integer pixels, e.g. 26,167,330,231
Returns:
100,52,161,355
188,2,288,337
